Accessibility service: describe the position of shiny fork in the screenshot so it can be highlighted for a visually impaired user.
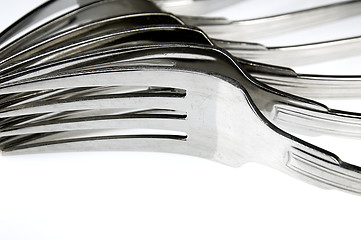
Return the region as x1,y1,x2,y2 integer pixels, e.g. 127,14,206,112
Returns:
0,43,360,194
2,0,361,51
1,0,361,101
1,7,361,101
2,23,361,139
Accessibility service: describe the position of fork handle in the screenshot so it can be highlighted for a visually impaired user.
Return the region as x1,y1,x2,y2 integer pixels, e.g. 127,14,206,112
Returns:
279,146,361,194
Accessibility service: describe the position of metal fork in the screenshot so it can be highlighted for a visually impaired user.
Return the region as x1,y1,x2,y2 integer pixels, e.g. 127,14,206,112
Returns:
1,0,361,194
0,43,360,194
2,0,361,100
7,0,361,64
2,0,361,49
0,10,360,103
2,19,361,139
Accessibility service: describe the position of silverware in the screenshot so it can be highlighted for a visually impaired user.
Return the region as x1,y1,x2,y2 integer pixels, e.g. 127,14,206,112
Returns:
1,43,360,194
1,24,361,139
1,0,361,100
3,0,361,49
0,11,359,102
1,0,361,194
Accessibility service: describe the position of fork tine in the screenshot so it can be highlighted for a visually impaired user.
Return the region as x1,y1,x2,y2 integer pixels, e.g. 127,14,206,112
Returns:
2,86,171,109
0,116,189,138
0,108,176,129
0,91,187,118
1,132,189,156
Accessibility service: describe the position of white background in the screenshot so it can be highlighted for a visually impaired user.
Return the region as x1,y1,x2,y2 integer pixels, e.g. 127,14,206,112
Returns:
0,0,361,239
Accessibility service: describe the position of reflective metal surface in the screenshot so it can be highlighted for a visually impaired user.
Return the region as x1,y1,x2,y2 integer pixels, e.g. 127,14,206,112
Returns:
2,44,360,193
1,0,361,194
1,0,361,100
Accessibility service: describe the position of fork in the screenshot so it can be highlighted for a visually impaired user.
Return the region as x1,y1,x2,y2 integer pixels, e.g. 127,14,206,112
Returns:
1,0,361,100
1,0,361,194
0,42,360,194
2,0,361,50
2,20,361,139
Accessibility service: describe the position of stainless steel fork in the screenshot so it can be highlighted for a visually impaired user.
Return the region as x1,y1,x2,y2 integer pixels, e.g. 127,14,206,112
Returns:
3,0,361,65
1,0,361,195
2,0,361,100
1,20,361,139
3,0,361,46
1,43,360,194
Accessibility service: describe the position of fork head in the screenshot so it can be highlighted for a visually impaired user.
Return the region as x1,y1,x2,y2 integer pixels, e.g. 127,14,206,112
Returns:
1,43,360,194
0,63,291,168
1,1,361,194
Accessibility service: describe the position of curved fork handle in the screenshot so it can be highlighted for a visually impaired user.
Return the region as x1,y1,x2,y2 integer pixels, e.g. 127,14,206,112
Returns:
198,0,361,41
282,146,361,194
